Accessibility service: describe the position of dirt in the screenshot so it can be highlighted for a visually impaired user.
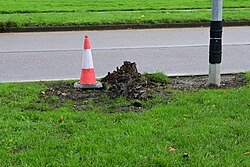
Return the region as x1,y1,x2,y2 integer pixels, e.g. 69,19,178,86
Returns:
168,74,247,90
102,61,148,99
41,61,248,112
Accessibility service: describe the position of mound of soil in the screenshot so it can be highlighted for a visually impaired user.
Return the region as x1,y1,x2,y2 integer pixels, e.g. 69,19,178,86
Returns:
42,61,248,112
102,61,148,99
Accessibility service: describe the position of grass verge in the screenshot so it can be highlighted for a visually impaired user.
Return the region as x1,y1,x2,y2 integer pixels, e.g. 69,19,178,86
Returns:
0,73,249,166
0,0,249,28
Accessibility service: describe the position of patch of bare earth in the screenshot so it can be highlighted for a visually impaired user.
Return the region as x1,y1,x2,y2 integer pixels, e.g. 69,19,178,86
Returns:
42,61,248,112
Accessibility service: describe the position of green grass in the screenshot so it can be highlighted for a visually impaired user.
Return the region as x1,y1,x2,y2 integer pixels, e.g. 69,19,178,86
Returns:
0,0,249,28
144,72,170,84
0,73,249,166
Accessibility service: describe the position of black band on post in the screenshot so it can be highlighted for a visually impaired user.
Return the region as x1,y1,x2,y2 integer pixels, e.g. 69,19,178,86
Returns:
210,21,222,38
209,39,222,63
209,21,222,64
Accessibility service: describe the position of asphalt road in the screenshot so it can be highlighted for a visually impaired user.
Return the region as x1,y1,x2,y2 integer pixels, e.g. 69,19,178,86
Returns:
0,27,249,82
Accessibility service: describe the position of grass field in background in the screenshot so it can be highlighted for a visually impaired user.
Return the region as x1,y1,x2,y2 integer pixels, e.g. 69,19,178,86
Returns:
0,0,250,28
0,73,249,166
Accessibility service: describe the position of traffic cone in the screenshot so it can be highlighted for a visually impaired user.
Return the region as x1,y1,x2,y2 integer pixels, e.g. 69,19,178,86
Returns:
74,35,103,89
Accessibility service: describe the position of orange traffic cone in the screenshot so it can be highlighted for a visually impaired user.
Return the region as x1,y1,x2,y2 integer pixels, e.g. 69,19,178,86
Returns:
74,35,103,89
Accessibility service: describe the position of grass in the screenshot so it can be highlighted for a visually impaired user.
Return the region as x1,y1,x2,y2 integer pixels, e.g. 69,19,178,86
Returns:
144,72,170,84
0,0,249,28
0,73,250,166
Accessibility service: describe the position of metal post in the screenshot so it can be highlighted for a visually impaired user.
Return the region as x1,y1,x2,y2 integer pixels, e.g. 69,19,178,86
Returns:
209,0,223,86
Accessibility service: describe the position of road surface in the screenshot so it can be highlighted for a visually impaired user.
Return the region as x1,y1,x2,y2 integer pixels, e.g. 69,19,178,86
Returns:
0,27,249,82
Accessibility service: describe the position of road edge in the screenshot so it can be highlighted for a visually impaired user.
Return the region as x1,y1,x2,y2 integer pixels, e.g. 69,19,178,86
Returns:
0,21,249,33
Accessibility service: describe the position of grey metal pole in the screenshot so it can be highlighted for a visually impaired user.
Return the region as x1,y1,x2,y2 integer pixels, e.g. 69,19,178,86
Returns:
209,0,223,86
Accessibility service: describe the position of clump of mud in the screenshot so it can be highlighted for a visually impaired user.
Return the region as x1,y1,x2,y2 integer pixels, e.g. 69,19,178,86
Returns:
102,61,148,99
42,61,248,112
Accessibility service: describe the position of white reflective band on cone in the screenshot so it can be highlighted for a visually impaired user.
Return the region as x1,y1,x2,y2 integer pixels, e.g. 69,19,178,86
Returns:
82,49,94,69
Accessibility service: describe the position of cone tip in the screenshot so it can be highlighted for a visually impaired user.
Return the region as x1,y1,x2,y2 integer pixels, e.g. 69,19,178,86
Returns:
84,35,90,49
